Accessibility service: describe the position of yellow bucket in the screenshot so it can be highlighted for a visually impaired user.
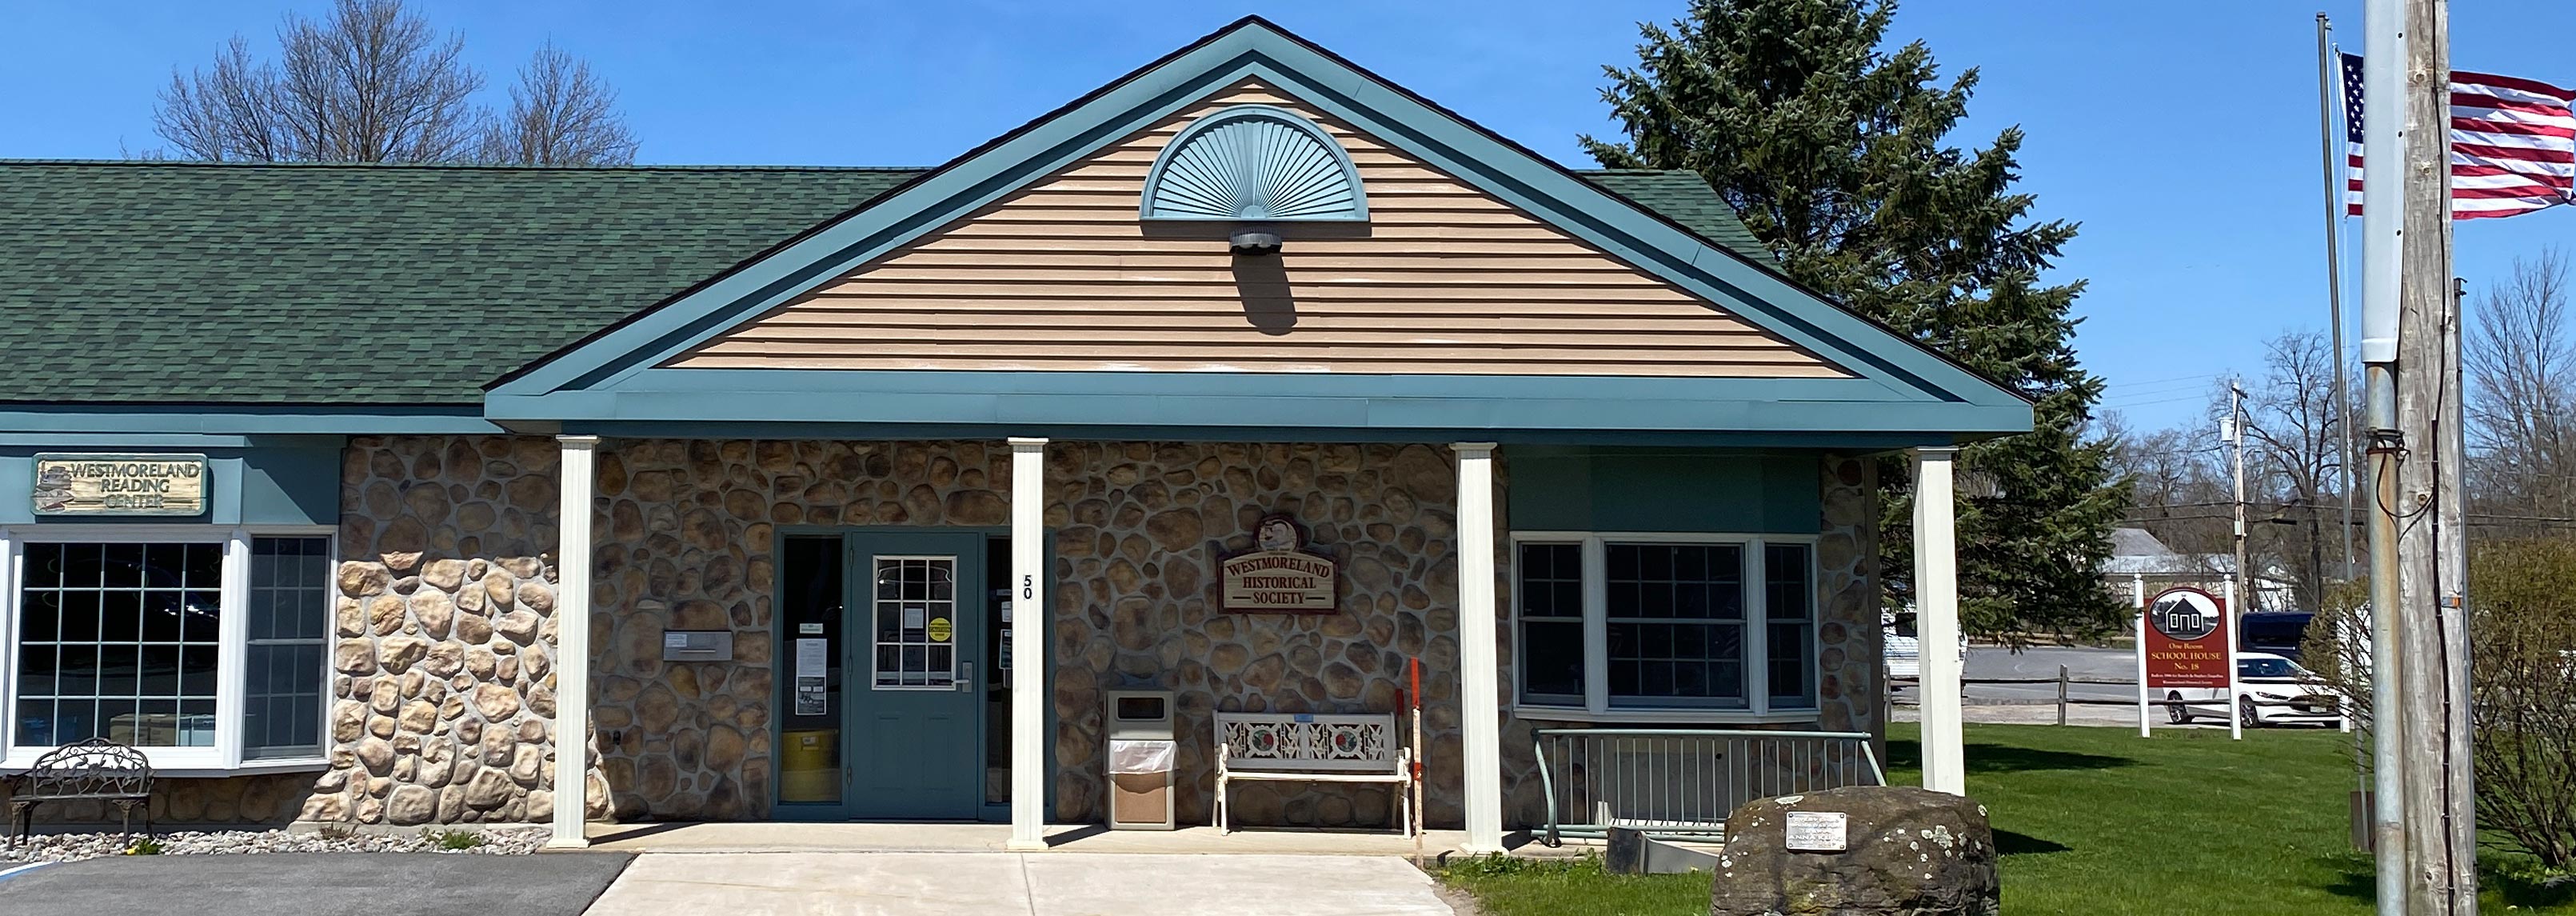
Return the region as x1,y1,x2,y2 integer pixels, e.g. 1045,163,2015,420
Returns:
779,729,838,803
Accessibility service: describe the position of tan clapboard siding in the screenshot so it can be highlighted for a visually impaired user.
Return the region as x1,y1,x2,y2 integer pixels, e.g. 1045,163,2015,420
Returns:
666,81,1849,378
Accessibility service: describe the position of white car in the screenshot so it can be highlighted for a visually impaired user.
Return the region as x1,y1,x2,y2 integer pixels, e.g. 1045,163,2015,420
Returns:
2165,652,2346,727
1883,610,1965,678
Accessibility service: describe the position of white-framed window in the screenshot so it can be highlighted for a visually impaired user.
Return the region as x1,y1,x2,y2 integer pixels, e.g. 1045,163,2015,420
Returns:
1510,531,1819,722
0,526,334,774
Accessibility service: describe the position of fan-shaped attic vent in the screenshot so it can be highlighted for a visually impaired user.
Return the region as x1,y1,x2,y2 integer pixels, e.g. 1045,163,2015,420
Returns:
1140,105,1368,222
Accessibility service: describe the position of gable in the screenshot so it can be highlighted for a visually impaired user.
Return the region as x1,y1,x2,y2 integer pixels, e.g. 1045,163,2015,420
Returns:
486,17,2029,445
665,82,1847,378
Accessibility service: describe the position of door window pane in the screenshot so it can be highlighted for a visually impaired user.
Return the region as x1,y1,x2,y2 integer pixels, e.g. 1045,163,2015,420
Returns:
872,557,958,689
1605,543,1745,708
14,541,224,747
244,536,329,758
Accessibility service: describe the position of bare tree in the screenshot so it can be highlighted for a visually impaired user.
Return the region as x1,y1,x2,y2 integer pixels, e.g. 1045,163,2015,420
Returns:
478,42,639,166
270,0,483,162
154,37,290,162
2466,248,2576,534
151,0,637,165
2235,330,2352,610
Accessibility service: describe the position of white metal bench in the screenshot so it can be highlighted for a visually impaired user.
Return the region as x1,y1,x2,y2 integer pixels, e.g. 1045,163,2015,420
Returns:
1213,711,1412,835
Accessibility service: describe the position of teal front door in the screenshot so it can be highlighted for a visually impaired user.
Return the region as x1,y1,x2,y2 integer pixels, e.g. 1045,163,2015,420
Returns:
775,530,987,821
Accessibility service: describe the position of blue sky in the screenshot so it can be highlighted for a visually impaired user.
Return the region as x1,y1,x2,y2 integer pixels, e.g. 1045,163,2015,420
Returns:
6,1,2574,432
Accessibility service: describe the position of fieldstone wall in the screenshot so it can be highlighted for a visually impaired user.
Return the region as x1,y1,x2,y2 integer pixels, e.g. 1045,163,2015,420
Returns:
306,435,1876,830
309,435,605,826
3,773,312,826
580,439,1464,827
1044,442,1464,827
1815,454,1883,734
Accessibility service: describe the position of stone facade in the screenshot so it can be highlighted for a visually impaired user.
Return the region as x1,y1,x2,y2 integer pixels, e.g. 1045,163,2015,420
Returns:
2,773,311,826
581,438,1464,827
1815,454,1883,734
311,435,604,826
302,435,1877,830
1043,441,1464,826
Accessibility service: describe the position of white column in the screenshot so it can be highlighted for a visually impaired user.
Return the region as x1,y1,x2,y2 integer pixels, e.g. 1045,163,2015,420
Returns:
1911,447,1966,796
1004,438,1050,851
1452,442,1504,853
548,434,599,849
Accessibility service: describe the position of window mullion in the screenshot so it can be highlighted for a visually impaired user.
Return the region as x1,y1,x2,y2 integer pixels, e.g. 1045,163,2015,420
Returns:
1747,538,1770,715
214,529,250,768
1581,537,1608,714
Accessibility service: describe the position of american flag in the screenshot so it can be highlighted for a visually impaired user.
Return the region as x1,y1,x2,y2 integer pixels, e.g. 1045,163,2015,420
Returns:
2343,53,2576,220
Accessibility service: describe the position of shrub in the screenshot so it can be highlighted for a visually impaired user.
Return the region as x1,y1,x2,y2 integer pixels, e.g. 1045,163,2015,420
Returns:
2303,539,2576,872
122,836,164,855
422,827,486,850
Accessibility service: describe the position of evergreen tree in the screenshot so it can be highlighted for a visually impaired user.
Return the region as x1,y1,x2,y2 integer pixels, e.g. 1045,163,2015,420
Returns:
1584,0,2130,642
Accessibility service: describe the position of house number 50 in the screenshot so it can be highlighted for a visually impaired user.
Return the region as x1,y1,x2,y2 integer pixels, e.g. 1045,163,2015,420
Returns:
1022,574,1035,600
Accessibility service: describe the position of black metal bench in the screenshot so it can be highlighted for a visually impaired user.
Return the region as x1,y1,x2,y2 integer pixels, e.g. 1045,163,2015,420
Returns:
6,738,154,844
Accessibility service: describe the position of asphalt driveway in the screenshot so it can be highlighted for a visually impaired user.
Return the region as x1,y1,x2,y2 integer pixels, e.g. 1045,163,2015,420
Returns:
0,853,632,916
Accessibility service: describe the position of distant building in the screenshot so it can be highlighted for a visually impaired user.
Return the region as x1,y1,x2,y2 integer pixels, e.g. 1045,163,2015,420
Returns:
2100,527,2292,611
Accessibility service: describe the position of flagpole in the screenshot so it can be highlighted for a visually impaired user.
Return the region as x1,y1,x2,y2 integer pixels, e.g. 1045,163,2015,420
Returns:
2317,17,2358,590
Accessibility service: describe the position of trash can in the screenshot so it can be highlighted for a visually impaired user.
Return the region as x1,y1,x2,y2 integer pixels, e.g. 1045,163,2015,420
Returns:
780,728,839,803
1104,690,1176,830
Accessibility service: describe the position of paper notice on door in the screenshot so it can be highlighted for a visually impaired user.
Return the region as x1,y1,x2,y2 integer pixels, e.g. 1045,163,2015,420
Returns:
793,638,829,716
902,606,925,630
796,638,829,678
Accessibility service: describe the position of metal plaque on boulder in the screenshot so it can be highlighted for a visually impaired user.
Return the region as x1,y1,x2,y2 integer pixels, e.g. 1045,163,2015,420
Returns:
1785,810,1850,852
31,454,208,516
1218,514,1337,613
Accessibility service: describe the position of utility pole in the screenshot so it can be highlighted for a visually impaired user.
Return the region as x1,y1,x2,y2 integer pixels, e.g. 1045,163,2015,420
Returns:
2370,0,2478,911
2357,0,2410,913
2230,382,2251,617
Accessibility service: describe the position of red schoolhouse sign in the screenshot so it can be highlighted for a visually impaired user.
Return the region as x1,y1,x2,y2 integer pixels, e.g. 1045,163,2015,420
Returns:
2142,586,2231,689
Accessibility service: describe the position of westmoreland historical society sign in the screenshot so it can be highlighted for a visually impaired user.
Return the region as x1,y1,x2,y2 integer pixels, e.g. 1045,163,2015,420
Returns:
1219,514,1339,613
30,454,209,516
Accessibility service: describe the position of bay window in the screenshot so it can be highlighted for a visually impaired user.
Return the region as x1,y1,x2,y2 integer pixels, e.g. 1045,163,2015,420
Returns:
2,528,333,772
1512,533,1818,718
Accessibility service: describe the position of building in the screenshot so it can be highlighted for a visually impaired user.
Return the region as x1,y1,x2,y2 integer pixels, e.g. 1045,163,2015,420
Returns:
2101,527,2293,611
0,18,2027,850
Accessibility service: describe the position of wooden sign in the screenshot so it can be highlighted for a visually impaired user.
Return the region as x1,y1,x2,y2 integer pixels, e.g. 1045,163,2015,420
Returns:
1219,514,1337,613
2141,586,2231,689
31,454,209,516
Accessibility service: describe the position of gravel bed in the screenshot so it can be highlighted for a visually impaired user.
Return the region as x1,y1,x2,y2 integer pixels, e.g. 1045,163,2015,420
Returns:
1,826,549,864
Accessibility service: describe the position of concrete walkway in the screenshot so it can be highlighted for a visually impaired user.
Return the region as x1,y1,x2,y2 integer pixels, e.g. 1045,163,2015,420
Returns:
583,822,1511,858
581,852,1456,916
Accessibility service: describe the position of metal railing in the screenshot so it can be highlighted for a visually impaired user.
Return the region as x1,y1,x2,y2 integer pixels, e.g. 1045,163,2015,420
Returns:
1531,728,1885,846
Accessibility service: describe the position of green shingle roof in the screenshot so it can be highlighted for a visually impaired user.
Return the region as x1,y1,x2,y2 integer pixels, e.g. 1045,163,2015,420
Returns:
0,161,1773,405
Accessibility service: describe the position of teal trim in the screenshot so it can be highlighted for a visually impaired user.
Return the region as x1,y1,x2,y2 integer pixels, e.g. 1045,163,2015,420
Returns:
485,370,2024,443
0,406,499,435
1508,447,1820,534
0,442,342,526
1140,104,1368,221
485,18,2031,443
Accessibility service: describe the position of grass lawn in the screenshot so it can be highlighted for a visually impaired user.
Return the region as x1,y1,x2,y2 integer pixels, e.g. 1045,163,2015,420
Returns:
1440,722,2576,915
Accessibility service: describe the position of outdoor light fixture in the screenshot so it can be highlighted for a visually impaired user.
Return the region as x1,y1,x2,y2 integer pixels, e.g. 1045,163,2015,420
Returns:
1228,226,1283,255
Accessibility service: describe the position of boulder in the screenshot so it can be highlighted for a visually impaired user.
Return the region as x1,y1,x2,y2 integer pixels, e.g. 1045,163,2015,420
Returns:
1708,786,1999,916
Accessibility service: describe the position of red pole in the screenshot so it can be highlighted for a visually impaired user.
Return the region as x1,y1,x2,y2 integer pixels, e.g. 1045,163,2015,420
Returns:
1408,656,1424,856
